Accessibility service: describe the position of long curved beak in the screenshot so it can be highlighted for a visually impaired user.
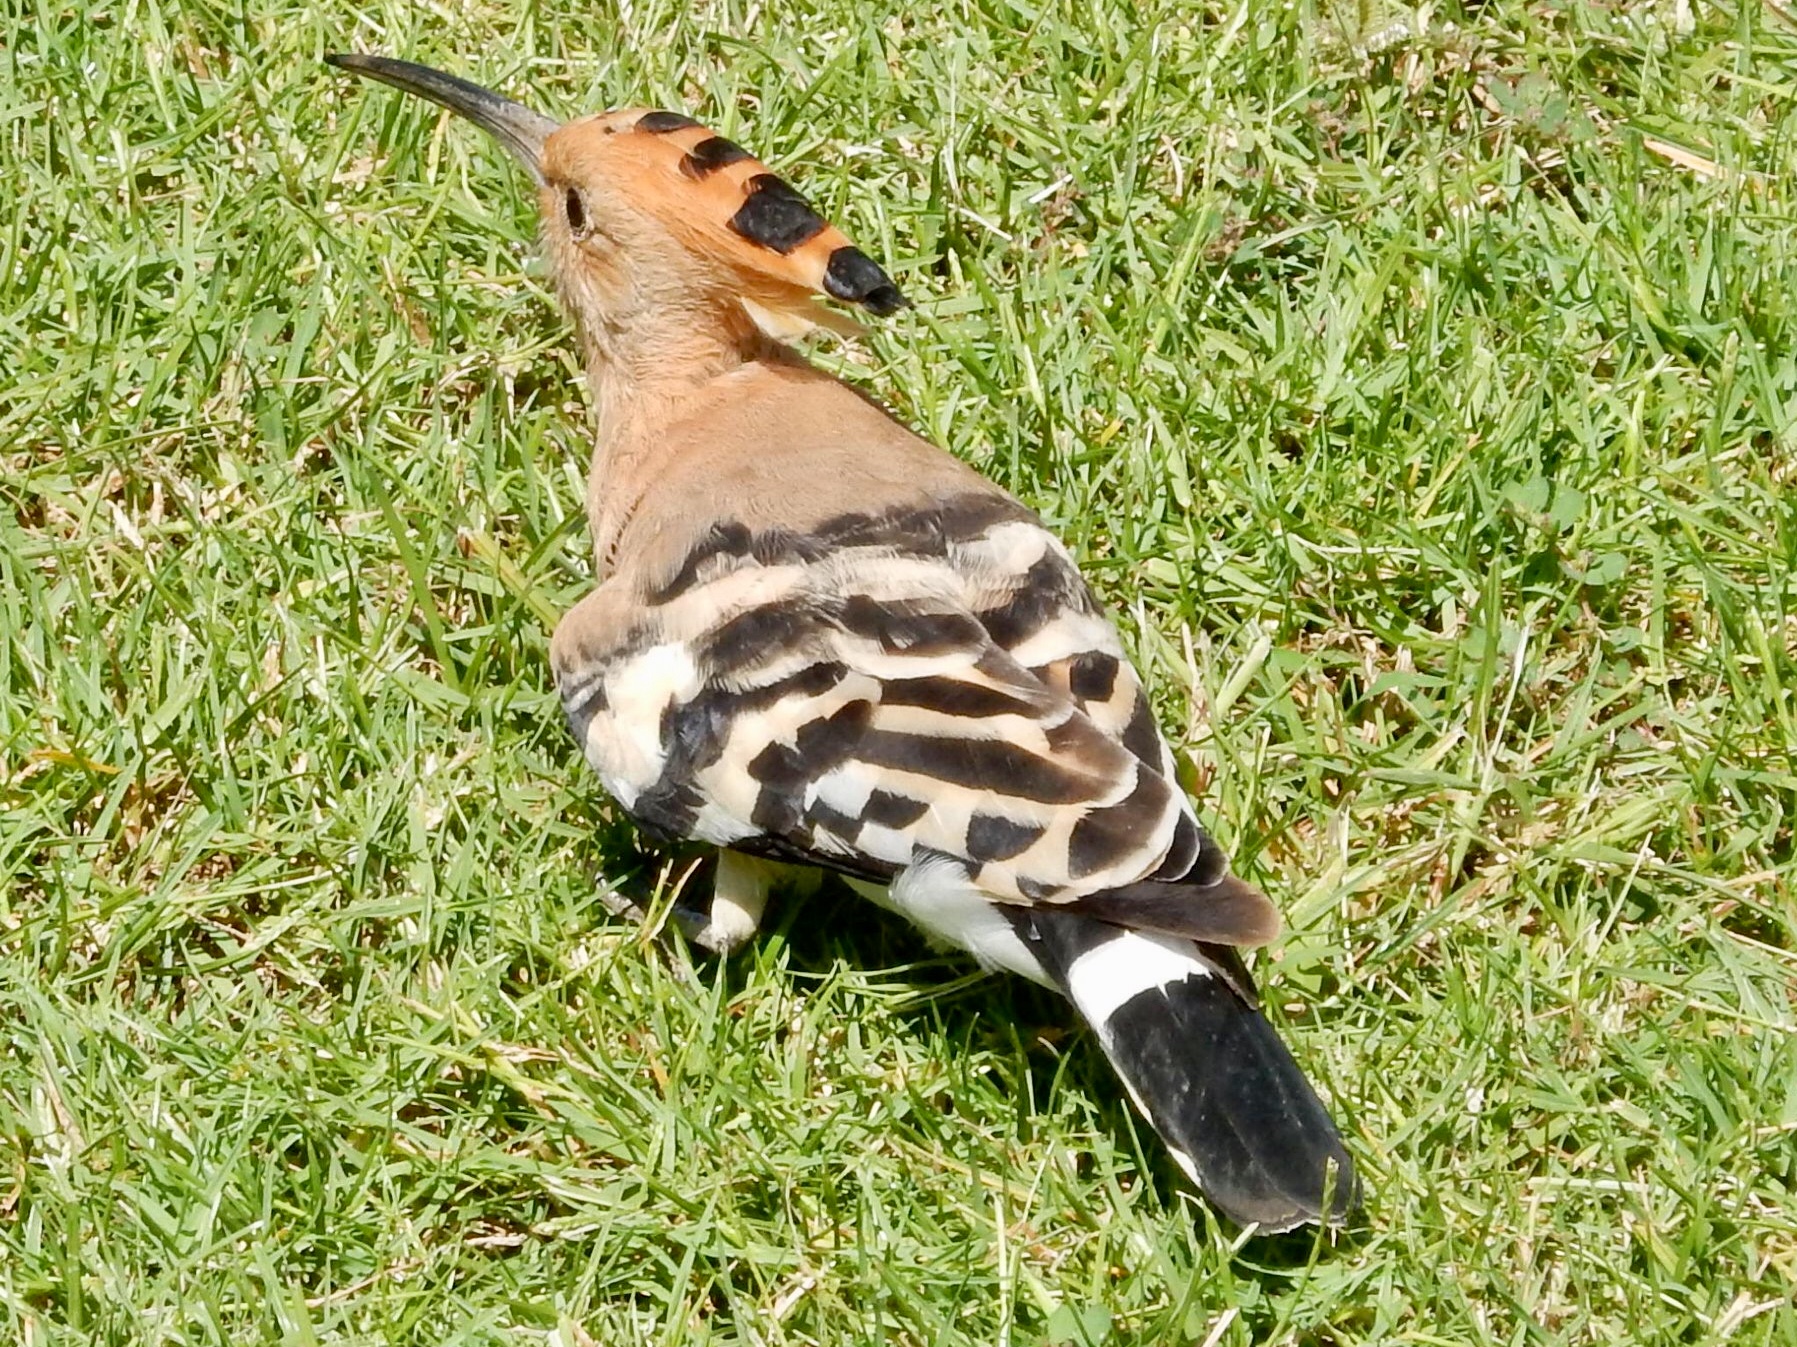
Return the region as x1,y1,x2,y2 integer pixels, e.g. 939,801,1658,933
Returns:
325,54,558,185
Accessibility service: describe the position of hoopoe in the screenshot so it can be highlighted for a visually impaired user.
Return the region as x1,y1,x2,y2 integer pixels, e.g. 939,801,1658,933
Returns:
327,53,1358,1231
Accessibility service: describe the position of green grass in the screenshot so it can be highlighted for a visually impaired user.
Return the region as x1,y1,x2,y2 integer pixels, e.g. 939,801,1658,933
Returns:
4,0,1796,1341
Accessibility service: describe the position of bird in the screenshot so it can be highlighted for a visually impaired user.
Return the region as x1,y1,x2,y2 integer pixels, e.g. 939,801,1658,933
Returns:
326,52,1359,1231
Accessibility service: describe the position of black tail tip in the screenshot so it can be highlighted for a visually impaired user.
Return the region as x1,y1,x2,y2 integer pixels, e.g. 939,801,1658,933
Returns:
1096,954,1364,1234
1190,1147,1362,1234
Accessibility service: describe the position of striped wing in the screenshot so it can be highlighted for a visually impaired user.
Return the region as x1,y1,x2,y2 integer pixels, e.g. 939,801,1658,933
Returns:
552,490,1271,938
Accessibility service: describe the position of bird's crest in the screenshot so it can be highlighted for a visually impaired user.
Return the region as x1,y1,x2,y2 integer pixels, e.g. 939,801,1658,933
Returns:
552,108,908,340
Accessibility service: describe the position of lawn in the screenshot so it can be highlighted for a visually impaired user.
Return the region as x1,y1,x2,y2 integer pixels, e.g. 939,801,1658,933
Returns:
3,0,1795,1342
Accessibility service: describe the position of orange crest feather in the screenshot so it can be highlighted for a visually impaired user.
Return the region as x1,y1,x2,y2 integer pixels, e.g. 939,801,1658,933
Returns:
555,109,907,336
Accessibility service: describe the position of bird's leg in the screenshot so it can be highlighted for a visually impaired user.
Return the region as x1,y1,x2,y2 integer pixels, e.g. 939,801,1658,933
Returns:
602,851,815,956
679,849,775,954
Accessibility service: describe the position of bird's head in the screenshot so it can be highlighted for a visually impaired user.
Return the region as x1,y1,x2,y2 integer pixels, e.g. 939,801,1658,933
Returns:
327,54,907,363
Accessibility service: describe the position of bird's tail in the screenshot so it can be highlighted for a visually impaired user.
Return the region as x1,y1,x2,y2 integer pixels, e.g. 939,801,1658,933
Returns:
1011,906,1358,1231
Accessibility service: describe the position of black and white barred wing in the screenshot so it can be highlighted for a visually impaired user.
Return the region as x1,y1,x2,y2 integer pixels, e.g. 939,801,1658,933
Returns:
550,494,1278,947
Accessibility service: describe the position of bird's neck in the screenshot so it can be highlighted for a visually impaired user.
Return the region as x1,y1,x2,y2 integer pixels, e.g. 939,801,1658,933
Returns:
577,303,775,579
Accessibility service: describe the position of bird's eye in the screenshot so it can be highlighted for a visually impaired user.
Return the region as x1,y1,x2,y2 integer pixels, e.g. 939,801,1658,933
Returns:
565,189,586,233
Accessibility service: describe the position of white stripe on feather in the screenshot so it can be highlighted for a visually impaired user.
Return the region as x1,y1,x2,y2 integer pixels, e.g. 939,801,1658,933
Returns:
871,701,1047,744
869,856,1053,987
949,520,1052,601
661,561,807,632
1063,931,1209,1033
853,821,919,868
807,765,873,814
1005,609,1123,669
686,800,758,847
583,641,702,804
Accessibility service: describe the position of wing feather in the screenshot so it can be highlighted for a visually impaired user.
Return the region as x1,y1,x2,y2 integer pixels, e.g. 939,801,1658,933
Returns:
550,489,1276,943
